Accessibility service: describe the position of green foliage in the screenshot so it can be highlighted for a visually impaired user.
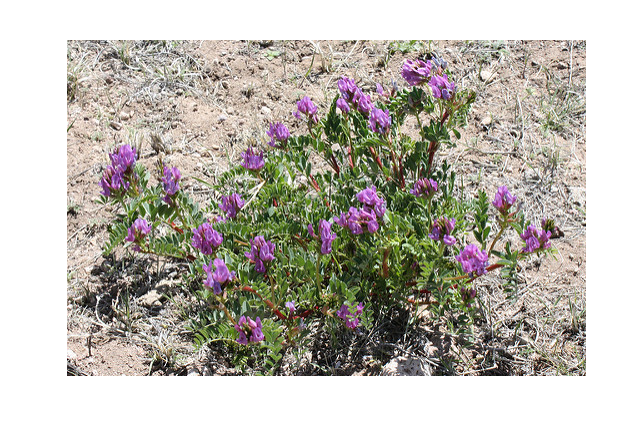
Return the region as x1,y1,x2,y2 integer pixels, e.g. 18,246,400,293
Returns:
473,190,491,251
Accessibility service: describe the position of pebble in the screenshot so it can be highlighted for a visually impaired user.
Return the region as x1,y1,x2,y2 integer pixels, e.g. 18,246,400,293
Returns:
261,106,271,115
381,356,431,376
480,70,495,82
109,121,123,131
218,114,228,122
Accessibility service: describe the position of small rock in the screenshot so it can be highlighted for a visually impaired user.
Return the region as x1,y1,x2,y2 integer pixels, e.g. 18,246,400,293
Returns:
138,280,176,307
261,106,271,116
481,115,492,126
67,349,77,360
524,168,540,181
480,70,495,82
171,121,179,129
382,356,431,376
218,114,228,122
227,107,235,115
187,368,200,376
568,186,586,208
119,111,130,121
109,121,123,131
139,289,163,307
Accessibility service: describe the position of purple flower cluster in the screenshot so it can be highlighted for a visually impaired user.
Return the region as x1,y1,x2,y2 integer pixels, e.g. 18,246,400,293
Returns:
219,193,245,220
356,186,387,217
308,219,337,254
492,186,517,216
336,302,364,329
429,217,457,246
191,222,223,255
459,286,477,308
428,74,456,100
410,178,438,198
203,258,236,295
334,186,386,235
266,122,290,147
401,59,433,86
293,96,319,123
100,144,138,197
241,146,265,171
285,301,296,314
368,107,391,135
235,316,265,344
161,165,181,204
520,224,551,254
336,76,374,116
245,236,276,273
456,244,489,277
401,58,456,100
125,218,151,252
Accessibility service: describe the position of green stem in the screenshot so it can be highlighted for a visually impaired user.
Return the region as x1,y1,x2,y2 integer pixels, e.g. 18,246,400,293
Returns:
213,294,236,325
315,248,322,300
268,272,277,306
488,217,508,255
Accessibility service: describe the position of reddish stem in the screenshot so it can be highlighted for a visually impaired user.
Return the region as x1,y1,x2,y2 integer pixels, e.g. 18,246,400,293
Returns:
235,285,318,321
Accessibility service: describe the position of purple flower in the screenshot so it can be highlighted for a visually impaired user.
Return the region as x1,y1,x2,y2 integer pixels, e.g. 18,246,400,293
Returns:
368,107,391,135
100,165,127,197
309,219,337,254
337,76,359,100
520,224,551,254
459,285,476,308
241,146,265,171
293,96,318,123
285,301,296,314
203,258,236,294
336,302,364,330
356,185,386,218
336,76,374,117
109,144,137,173
235,316,264,344
161,166,181,204
401,59,432,86
336,97,350,113
334,207,378,235
431,57,448,71
125,218,152,251
428,74,456,100
353,90,373,116
191,222,223,255
335,186,386,235
319,220,337,254
429,217,457,246
100,144,138,198
245,236,276,273
456,244,489,277
266,122,290,147
492,186,517,215
219,193,245,220
410,178,438,198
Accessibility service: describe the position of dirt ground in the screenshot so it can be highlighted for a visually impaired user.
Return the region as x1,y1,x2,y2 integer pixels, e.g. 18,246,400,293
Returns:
66,40,586,375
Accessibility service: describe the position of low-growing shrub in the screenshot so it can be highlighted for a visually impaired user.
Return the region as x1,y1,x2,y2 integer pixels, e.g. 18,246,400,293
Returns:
99,56,554,373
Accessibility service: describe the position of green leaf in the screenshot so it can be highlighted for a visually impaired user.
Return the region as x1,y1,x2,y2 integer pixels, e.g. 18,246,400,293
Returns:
102,221,129,256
